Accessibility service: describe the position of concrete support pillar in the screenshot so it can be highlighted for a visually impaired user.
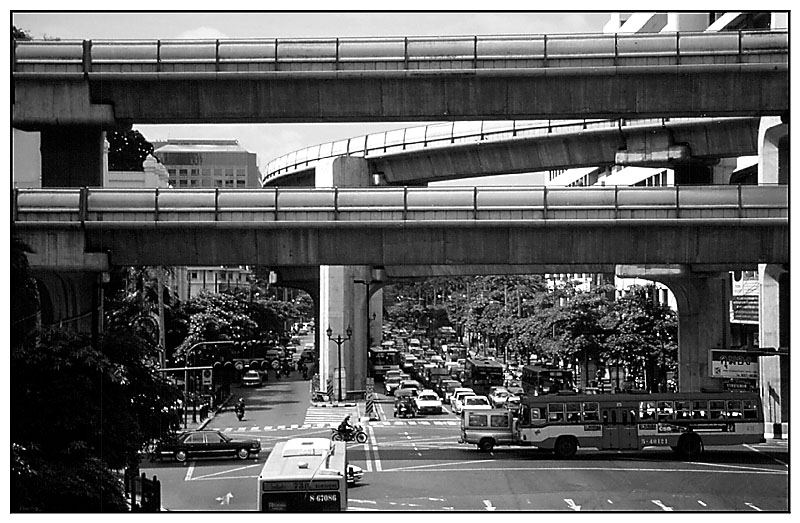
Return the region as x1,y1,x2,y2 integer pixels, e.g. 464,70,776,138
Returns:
758,264,788,350
617,265,730,393
32,270,104,336
316,156,373,398
40,126,105,187
663,273,731,392
665,13,712,31
712,157,738,185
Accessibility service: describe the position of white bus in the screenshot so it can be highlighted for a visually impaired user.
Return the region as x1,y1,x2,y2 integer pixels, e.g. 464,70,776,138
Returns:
257,438,348,512
460,391,765,459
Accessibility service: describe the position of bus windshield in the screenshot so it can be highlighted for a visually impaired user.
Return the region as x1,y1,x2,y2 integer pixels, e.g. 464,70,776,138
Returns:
368,347,401,378
520,365,575,395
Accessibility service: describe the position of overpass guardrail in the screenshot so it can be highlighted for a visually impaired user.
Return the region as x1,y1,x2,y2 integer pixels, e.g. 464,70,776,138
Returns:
13,30,787,76
13,185,787,228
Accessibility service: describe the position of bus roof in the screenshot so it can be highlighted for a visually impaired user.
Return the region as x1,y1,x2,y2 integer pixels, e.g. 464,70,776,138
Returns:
466,358,504,368
259,438,346,481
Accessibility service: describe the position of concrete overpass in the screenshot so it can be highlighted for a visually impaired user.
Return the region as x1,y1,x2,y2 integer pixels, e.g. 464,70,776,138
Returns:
12,30,788,188
14,185,788,269
262,117,761,186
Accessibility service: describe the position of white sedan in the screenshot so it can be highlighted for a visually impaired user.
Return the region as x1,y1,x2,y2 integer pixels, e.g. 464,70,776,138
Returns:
413,390,443,415
460,395,492,411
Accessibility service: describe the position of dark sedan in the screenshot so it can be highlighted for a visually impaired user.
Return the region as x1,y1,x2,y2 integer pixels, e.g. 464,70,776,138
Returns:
157,430,261,463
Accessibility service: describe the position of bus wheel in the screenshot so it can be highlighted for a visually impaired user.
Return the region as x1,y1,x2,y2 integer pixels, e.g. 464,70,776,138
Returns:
677,433,703,460
237,448,250,460
175,450,187,463
554,436,578,459
478,438,495,452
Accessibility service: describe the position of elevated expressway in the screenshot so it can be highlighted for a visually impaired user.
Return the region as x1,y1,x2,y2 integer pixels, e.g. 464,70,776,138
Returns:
13,30,787,126
261,117,761,187
14,185,787,270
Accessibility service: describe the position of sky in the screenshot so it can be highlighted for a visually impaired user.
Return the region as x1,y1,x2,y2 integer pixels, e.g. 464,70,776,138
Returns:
11,8,613,182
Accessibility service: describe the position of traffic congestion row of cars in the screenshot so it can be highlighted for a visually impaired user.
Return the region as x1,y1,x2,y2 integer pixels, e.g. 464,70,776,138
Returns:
382,337,524,419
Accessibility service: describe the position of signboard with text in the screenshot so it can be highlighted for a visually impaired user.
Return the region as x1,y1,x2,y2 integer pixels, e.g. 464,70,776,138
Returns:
709,349,759,379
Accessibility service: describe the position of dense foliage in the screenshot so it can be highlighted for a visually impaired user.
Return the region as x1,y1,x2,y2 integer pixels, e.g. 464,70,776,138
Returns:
385,275,678,391
106,129,154,172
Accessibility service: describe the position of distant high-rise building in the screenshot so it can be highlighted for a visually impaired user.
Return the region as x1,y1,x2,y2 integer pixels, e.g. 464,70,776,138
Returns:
153,139,262,189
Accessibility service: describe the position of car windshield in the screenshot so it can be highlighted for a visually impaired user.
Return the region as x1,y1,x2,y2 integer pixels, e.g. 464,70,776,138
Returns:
466,397,489,405
419,394,437,401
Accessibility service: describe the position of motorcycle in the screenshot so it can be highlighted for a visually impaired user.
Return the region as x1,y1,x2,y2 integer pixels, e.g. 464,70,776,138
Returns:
331,424,368,443
395,399,417,418
346,464,364,485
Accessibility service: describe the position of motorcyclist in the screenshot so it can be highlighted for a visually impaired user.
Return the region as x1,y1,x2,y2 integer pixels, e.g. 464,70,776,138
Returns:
338,415,355,439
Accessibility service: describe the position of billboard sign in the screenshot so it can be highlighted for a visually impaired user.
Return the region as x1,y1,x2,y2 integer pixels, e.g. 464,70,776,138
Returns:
709,350,759,379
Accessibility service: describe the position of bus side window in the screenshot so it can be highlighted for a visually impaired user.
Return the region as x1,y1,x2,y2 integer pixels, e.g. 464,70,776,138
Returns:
726,400,743,418
692,400,708,419
565,403,581,423
582,402,599,422
547,403,565,422
675,401,692,420
709,400,725,420
742,399,759,420
639,401,656,421
657,401,674,421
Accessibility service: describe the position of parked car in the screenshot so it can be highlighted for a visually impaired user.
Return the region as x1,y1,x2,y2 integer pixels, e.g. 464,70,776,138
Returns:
156,430,261,463
241,370,263,387
461,395,492,412
414,390,444,415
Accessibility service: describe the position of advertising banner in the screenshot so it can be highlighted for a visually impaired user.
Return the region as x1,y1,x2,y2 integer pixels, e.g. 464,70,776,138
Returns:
709,350,759,379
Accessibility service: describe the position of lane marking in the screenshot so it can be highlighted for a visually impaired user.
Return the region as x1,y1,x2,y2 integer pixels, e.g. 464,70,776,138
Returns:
377,465,787,475
693,461,786,473
564,499,581,511
483,500,496,511
744,443,789,467
368,424,382,471
189,463,262,481
184,462,195,481
697,500,707,507
651,500,673,511
745,502,762,511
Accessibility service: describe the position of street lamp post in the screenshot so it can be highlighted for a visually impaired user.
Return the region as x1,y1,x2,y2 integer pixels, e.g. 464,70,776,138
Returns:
326,325,352,402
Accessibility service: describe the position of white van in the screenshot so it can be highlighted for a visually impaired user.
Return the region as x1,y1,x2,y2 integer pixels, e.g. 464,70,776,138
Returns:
458,409,516,452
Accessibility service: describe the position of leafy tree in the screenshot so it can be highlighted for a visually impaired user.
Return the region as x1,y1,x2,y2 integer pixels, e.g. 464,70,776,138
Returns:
11,327,182,511
604,285,678,391
13,25,33,40
107,129,154,172
11,235,40,347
